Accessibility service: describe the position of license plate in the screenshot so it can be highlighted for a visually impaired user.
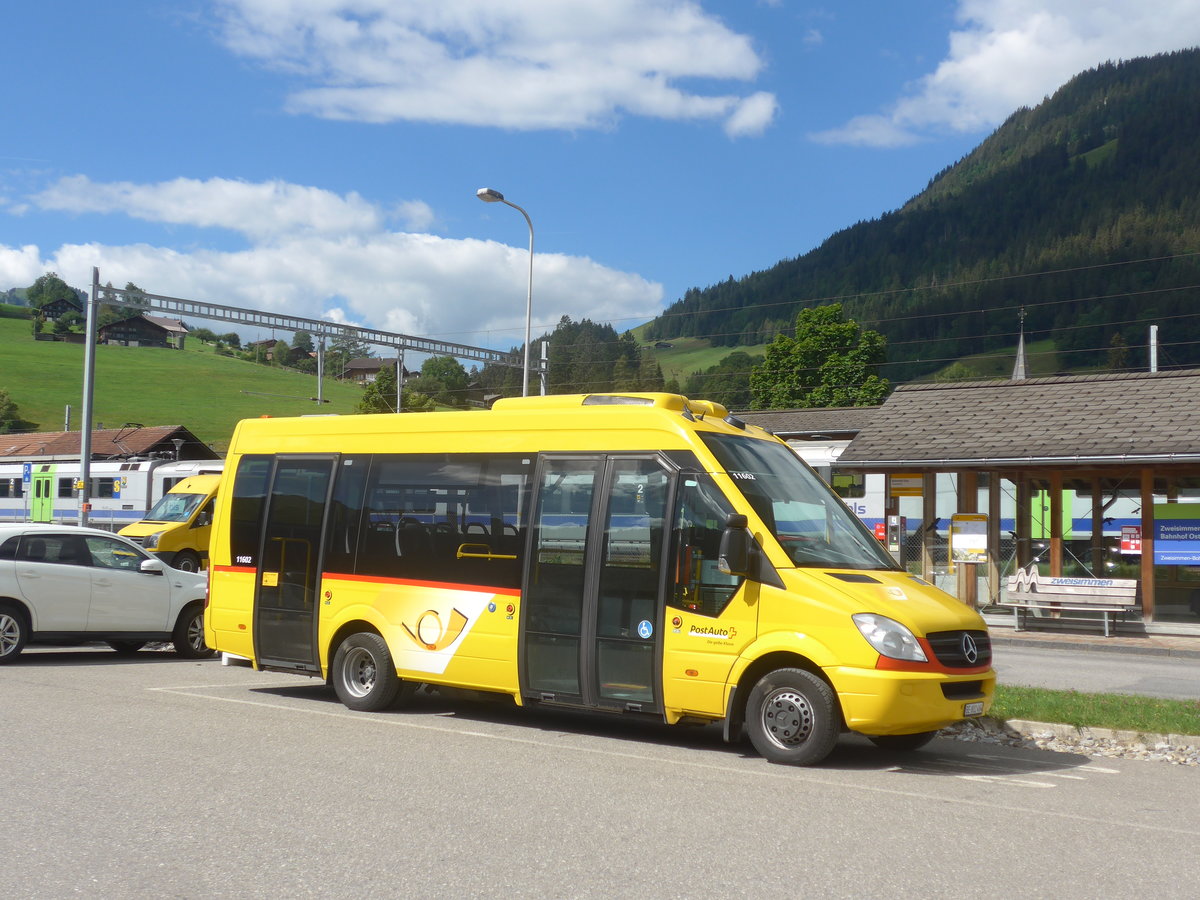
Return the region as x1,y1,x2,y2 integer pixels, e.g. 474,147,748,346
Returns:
963,701,984,717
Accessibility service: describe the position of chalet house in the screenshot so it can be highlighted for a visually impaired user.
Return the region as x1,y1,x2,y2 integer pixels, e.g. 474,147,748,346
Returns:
241,339,311,365
339,357,411,385
38,297,83,321
98,314,189,350
244,338,278,359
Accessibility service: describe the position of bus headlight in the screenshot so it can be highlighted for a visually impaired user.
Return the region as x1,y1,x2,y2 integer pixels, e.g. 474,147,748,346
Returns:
143,530,165,550
852,613,927,662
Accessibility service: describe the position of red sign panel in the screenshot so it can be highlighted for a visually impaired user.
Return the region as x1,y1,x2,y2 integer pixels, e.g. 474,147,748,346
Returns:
1121,525,1142,554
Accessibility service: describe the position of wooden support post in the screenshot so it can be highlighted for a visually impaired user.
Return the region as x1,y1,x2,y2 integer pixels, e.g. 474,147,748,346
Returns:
1049,470,1063,577
987,472,1002,606
956,470,978,608
1091,477,1105,577
922,472,937,584
1140,467,1156,622
1016,475,1032,569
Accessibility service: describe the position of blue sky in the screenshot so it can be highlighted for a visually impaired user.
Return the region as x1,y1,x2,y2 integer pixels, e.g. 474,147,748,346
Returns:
3,1,1199,354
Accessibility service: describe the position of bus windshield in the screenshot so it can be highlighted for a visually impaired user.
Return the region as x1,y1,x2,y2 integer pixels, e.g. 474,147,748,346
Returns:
701,433,898,570
144,491,207,523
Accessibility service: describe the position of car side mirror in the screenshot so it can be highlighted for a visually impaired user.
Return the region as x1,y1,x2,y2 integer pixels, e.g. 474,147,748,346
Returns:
194,511,212,527
718,514,750,576
140,558,165,576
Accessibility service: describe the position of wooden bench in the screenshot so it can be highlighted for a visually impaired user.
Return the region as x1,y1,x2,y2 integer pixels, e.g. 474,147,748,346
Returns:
1000,564,1140,637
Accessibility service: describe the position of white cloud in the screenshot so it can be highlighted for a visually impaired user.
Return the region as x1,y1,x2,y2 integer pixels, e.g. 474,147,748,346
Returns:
393,199,436,232
33,175,383,242
214,0,776,136
0,244,45,287
813,0,1200,147
810,114,922,148
5,177,662,350
724,92,779,138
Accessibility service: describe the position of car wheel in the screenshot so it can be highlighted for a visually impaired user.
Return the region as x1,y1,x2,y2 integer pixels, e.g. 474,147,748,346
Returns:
0,603,28,664
173,551,201,573
332,633,407,712
172,604,215,659
107,640,147,654
868,731,939,753
745,668,840,766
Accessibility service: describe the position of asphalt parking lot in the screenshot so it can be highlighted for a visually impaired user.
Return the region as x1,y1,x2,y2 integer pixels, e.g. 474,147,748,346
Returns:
4,645,1199,899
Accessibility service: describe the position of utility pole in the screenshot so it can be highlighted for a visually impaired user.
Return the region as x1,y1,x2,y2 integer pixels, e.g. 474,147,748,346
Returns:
78,268,100,526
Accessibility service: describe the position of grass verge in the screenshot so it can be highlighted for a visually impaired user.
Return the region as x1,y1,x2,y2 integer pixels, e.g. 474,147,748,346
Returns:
992,684,1200,736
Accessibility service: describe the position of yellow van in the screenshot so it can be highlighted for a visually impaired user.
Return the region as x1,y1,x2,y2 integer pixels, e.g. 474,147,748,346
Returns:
119,473,220,572
205,393,993,765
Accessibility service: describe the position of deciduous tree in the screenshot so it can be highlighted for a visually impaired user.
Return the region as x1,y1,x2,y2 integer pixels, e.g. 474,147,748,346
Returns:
750,304,889,409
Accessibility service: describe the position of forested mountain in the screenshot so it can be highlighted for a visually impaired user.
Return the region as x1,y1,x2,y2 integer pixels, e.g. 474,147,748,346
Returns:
476,316,668,396
644,49,1200,382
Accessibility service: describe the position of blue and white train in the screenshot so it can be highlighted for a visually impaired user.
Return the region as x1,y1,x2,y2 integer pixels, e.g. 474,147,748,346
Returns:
0,458,223,530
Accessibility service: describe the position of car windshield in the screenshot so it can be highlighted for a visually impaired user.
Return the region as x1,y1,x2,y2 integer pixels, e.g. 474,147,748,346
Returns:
143,491,206,523
701,432,898,570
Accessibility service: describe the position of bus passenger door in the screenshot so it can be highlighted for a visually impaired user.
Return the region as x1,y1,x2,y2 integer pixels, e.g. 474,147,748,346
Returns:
522,455,670,713
254,456,335,673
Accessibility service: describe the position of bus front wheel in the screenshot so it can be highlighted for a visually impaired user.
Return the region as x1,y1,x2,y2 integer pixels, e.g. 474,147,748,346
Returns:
332,633,405,712
746,668,839,766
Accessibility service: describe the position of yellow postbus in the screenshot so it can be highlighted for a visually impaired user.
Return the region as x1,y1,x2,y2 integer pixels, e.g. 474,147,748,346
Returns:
205,393,993,765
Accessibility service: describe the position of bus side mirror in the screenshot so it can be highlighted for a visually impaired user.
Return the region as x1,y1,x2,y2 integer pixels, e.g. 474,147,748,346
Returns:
718,514,750,576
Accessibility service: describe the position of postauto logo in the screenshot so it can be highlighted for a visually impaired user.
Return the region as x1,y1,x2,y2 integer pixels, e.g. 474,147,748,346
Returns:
401,608,468,651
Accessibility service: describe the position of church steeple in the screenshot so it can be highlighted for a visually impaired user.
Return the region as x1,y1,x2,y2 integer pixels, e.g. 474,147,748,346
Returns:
1012,307,1028,381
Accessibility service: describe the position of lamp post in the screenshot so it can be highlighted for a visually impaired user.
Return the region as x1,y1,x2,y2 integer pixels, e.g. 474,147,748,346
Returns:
476,187,534,396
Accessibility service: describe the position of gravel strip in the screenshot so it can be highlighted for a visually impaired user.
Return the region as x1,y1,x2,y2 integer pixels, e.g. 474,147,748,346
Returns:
942,717,1200,766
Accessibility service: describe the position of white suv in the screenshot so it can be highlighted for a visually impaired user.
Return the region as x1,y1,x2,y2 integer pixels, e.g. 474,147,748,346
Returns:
0,524,212,663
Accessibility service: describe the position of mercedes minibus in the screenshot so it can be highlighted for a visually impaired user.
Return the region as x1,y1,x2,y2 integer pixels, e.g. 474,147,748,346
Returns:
205,393,993,765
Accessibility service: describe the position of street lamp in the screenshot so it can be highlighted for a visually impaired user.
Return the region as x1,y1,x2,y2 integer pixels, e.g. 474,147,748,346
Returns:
476,187,534,396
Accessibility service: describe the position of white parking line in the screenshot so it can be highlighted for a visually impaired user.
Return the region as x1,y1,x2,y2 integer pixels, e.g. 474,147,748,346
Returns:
149,682,1200,837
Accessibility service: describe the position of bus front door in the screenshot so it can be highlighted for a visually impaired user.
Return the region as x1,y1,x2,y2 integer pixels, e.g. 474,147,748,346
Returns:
253,456,335,673
522,455,670,714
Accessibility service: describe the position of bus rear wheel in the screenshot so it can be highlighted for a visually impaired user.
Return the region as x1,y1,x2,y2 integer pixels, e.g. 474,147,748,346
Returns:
746,668,839,766
332,633,405,712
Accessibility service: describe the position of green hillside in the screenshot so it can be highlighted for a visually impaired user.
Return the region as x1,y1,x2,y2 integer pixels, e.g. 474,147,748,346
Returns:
636,336,763,384
0,315,368,452
644,49,1200,384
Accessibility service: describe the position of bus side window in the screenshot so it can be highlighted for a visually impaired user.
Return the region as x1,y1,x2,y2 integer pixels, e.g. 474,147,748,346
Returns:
228,456,273,566
352,454,530,590
669,475,742,618
323,455,370,573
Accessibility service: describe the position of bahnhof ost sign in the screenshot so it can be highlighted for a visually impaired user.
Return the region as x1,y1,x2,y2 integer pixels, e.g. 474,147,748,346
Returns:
1153,502,1200,564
